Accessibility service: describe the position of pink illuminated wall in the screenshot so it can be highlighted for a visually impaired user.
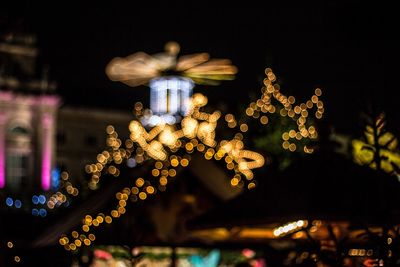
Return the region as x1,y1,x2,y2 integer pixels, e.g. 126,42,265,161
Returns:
38,95,60,191
0,92,59,191
0,95,10,189
41,113,53,191
0,119,5,188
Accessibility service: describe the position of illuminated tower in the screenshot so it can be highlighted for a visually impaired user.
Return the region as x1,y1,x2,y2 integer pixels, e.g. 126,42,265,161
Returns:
106,41,237,126
0,32,59,192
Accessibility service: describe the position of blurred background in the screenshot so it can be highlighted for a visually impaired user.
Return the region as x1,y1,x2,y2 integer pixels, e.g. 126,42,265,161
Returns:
0,1,399,267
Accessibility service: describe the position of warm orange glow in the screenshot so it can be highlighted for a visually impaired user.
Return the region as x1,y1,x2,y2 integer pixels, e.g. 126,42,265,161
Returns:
61,61,270,251
106,41,237,87
273,220,308,237
247,68,324,153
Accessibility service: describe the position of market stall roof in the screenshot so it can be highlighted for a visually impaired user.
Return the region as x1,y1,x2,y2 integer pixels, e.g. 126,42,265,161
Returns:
188,149,400,231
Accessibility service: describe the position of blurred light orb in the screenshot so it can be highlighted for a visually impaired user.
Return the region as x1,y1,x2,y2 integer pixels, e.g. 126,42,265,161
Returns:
164,41,180,55
6,197,13,207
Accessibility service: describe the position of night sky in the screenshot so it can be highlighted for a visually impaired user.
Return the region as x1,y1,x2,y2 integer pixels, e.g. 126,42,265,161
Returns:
1,2,397,135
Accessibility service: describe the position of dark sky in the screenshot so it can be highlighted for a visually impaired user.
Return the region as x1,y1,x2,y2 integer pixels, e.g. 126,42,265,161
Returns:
1,2,398,134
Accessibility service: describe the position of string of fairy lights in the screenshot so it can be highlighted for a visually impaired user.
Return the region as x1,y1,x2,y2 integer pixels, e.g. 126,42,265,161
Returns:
245,68,324,153
2,170,77,216
1,170,78,264
58,67,324,251
59,92,265,251
56,44,323,251
1,66,324,256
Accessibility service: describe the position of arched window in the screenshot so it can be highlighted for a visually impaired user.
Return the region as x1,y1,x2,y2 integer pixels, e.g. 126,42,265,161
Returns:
9,126,30,135
6,125,32,192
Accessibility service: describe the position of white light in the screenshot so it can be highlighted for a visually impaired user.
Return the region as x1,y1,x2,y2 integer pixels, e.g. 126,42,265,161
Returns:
143,114,177,127
127,158,137,168
149,76,194,119
148,115,162,126
273,229,281,236
162,114,176,125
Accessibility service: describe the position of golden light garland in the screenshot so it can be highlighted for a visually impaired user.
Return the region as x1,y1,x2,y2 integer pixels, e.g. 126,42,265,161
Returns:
246,68,324,153
273,220,308,237
59,68,326,251
59,68,326,250
60,93,265,251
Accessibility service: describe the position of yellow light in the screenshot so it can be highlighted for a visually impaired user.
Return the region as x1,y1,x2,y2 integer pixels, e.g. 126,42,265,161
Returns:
119,200,126,207
282,132,289,141
131,187,139,194
159,176,168,185
248,182,256,189
85,215,92,223
260,115,268,124
246,108,254,116
61,171,69,180
227,162,235,170
136,178,145,187
146,186,155,194
139,192,147,200
155,161,163,169
169,169,176,177
171,158,179,167
59,238,67,246
106,125,115,134
71,231,79,238
180,158,189,166
105,216,112,224
197,143,205,152
84,239,91,246
134,102,143,111
74,239,82,247
88,234,96,241
82,225,90,232
118,207,126,214
230,177,239,186
151,169,160,177
289,143,296,152
111,210,119,217
185,142,194,151
311,95,318,103
240,123,248,132
7,241,13,248
14,256,21,262
225,114,234,122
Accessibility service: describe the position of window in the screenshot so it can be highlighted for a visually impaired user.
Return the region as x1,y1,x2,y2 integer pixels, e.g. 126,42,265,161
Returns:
6,154,29,191
6,125,32,192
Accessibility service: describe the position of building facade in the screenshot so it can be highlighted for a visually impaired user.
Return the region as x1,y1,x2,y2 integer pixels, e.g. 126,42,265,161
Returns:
0,32,60,194
0,32,132,195
56,106,131,186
